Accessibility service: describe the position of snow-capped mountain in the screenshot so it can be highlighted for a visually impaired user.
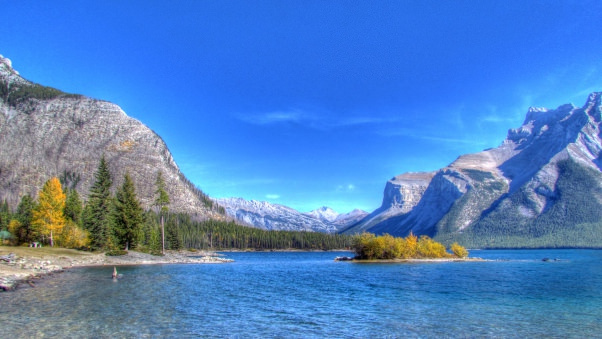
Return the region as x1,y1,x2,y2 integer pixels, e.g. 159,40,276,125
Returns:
216,198,367,233
304,206,340,223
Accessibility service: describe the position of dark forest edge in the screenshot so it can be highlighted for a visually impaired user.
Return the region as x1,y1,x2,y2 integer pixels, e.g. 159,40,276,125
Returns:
0,157,353,253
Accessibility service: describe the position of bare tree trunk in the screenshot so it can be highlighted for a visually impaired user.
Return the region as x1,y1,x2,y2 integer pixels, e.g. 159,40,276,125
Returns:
50,230,53,247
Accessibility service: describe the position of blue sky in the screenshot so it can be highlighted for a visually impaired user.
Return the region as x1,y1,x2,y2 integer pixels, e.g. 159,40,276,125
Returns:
2,1,601,213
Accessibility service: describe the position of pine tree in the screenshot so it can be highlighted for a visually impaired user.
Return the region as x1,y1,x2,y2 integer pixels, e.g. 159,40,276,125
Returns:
154,171,170,254
83,156,114,249
32,177,66,247
12,195,36,244
0,199,10,231
64,189,83,226
149,226,162,255
165,218,181,250
113,173,143,251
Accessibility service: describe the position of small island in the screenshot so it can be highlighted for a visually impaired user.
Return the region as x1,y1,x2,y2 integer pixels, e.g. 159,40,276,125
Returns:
339,232,475,262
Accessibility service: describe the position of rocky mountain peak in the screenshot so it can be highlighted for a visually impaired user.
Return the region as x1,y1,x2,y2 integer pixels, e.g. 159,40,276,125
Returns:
306,206,339,222
0,55,25,87
381,172,435,212
344,92,602,248
584,92,602,121
0,55,14,70
0,54,222,219
217,197,367,233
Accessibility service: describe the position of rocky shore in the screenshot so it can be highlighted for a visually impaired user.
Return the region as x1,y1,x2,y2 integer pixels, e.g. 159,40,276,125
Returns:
0,246,232,291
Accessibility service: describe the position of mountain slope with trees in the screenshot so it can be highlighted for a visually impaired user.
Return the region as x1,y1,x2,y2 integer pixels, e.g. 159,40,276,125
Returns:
0,55,222,219
344,92,602,248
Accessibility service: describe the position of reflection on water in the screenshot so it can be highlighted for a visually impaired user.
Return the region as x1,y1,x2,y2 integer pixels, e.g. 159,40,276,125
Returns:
1,250,602,338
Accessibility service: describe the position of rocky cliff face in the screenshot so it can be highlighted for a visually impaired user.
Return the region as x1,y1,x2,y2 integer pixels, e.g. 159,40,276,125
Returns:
344,92,602,247
0,55,222,219
216,197,367,233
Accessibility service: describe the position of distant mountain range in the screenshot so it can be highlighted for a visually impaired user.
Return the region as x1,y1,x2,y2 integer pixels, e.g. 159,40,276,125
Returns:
216,198,367,233
343,92,602,247
0,54,223,219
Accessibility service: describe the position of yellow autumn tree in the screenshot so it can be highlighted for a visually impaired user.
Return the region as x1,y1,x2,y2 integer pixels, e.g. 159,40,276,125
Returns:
450,242,469,258
32,177,66,247
59,220,90,249
405,232,418,258
416,235,449,258
7,219,21,245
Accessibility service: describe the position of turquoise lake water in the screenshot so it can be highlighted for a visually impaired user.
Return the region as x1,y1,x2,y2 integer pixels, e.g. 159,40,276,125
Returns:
1,249,601,338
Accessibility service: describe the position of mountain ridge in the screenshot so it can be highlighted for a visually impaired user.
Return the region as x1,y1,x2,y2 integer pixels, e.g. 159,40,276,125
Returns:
0,54,223,219
216,197,367,233
344,92,602,247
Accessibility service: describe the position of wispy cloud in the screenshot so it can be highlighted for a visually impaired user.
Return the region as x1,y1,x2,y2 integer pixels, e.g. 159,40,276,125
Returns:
265,194,280,199
235,108,403,130
238,110,306,125
377,126,488,147
336,184,356,193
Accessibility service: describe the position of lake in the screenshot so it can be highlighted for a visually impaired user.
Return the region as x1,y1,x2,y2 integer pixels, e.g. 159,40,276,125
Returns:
1,250,601,338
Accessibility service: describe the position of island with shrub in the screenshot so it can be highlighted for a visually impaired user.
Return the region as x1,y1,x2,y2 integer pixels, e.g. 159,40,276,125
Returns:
338,232,478,262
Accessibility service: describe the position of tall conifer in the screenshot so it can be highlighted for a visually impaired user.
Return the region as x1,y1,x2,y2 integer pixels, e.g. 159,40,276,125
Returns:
83,156,114,249
154,171,170,254
15,195,36,244
113,173,143,250
64,189,83,226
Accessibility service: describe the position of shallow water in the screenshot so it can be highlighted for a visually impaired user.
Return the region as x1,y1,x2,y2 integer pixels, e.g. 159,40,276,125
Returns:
1,249,601,338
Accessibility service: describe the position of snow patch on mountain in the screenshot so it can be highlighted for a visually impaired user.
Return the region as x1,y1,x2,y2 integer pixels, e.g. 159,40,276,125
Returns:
216,198,367,233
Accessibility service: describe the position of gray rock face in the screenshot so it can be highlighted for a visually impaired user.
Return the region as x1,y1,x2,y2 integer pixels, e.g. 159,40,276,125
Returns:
216,197,367,233
344,92,602,240
0,55,222,219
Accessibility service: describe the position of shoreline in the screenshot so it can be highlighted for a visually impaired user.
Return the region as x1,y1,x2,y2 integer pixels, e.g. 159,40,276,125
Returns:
0,246,232,291
348,257,486,263
216,248,352,252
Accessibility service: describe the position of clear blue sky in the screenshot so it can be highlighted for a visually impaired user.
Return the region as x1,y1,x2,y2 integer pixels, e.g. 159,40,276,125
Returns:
2,1,601,213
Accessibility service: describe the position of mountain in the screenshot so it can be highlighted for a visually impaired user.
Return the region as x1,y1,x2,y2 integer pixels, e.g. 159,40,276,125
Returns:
0,55,222,219
216,197,367,233
343,92,602,248
329,208,370,229
304,206,339,223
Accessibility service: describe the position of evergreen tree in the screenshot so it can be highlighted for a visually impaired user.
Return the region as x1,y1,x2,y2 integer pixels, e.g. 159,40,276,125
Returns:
154,171,170,254
83,156,114,249
12,195,36,244
0,199,10,231
113,173,143,251
32,177,66,247
165,218,181,250
64,189,83,226
149,226,162,255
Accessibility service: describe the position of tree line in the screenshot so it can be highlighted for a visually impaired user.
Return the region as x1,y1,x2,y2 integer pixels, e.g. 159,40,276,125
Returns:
0,156,354,253
1,77,82,107
0,156,167,253
174,216,353,251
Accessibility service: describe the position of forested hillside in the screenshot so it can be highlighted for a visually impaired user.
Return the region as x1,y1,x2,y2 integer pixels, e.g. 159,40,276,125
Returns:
345,92,602,248
0,55,222,219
